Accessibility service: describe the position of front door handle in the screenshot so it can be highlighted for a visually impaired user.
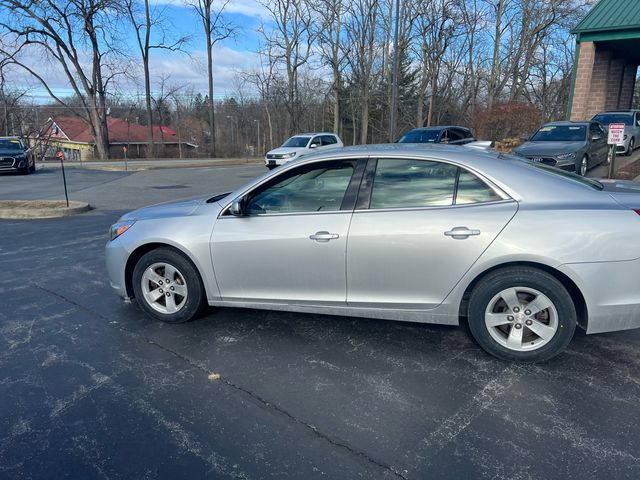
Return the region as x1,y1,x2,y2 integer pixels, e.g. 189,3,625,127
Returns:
444,227,480,239
309,231,339,242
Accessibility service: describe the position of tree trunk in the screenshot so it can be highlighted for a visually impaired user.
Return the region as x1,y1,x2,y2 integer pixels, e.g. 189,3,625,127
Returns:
488,0,504,107
205,8,216,157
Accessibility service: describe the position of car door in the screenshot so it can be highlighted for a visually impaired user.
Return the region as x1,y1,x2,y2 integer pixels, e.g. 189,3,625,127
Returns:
588,122,607,164
211,158,365,304
321,135,339,151
309,136,322,152
346,158,518,309
447,128,466,145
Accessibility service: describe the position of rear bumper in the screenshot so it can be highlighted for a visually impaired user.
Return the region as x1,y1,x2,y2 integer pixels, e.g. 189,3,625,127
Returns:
559,258,640,334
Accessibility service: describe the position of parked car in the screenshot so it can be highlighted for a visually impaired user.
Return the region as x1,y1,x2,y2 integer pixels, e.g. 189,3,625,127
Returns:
591,110,640,156
397,126,476,145
0,137,35,174
107,143,640,362
264,133,343,169
513,121,608,176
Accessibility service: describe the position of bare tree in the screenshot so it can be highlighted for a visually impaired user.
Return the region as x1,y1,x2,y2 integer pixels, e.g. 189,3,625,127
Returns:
311,0,345,135
125,0,187,158
344,0,380,144
259,0,317,135
0,0,127,159
187,0,234,157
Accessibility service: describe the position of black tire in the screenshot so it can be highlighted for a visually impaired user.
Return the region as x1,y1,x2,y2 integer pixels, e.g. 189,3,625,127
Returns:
20,165,29,175
29,160,36,173
467,267,576,362
627,137,635,156
266,164,277,170
132,247,207,324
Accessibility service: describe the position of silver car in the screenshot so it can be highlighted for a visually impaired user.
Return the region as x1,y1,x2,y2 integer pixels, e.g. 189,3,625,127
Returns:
592,110,640,155
106,145,640,362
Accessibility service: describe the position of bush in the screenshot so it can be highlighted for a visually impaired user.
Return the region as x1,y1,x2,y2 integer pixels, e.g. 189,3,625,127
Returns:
472,102,542,142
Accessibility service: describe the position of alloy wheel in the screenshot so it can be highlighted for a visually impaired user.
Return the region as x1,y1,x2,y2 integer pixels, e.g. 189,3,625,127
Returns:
580,156,587,176
484,287,559,352
141,262,188,314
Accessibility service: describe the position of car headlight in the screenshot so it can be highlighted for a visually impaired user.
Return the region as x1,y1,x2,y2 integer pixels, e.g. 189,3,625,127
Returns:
110,221,136,241
556,152,576,161
284,152,297,158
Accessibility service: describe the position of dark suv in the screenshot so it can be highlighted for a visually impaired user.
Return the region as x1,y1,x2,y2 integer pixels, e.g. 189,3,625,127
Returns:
0,137,35,174
397,126,475,145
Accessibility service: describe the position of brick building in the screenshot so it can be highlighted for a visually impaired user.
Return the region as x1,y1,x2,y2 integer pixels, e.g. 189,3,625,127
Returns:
40,116,197,161
568,0,640,121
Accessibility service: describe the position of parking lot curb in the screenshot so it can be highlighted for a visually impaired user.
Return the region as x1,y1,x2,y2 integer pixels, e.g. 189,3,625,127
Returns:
0,200,91,219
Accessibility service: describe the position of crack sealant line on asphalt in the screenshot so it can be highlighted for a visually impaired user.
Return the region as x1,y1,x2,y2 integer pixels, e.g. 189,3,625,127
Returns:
31,283,409,480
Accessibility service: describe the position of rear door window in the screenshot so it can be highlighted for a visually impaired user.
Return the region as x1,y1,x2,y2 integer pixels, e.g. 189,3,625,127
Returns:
368,159,503,209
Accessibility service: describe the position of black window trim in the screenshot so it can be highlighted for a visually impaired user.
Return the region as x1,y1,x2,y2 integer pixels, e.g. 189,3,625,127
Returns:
354,157,511,212
219,157,367,218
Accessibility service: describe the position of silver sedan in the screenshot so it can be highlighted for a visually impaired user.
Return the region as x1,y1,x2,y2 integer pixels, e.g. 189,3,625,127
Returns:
106,145,640,362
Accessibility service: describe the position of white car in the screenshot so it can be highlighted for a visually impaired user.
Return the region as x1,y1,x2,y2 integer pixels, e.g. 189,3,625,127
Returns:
264,133,343,169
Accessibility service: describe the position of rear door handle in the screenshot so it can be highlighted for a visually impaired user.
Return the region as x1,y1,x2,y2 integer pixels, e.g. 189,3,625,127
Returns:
444,227,480,239
309,231,339,242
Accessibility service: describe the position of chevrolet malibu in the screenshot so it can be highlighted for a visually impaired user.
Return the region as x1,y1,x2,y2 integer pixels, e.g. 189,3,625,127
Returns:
106,144,640,362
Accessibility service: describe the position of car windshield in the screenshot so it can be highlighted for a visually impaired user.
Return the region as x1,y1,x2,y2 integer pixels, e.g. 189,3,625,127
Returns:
0,139,23,150
592,113,633,126
282,136,311,148
530,125,586,142
397,129,441,143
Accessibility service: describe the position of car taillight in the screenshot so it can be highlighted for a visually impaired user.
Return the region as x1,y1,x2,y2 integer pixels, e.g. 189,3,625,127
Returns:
634,209,640,216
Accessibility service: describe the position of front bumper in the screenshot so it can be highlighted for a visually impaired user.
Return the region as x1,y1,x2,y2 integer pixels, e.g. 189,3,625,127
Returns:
105,239,131,299
0,157,26,172
559,258,640,334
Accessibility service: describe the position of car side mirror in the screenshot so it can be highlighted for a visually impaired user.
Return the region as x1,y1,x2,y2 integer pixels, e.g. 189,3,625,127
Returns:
229,198,245,216
309,143,319,149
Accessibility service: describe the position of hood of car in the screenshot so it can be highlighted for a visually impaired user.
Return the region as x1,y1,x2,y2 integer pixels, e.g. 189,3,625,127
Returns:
0,149,25,157
267,147,304,155
514,141,585,157
120,195,208,221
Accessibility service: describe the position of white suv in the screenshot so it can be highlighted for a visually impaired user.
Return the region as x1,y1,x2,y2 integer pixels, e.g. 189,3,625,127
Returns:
264,133,343,169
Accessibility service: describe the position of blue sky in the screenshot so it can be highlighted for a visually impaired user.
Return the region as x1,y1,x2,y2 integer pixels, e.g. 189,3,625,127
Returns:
7,0,269,102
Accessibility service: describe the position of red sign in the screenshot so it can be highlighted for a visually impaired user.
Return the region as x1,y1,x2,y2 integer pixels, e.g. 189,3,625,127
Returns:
608,123,625,145
56,150,65,161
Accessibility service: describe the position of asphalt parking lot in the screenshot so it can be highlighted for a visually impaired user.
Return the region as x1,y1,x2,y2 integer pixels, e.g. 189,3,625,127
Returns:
2,164,640,479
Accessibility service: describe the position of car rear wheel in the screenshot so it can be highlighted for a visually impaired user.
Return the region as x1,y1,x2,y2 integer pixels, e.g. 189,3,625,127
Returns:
132,247,206,323
467,267,576,362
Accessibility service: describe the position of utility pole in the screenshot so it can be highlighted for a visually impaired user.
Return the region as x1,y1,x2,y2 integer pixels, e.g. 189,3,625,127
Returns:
389,0,401,143
254,119,260,156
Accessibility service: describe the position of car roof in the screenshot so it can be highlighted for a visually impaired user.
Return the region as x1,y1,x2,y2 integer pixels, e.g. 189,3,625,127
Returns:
294,132,338,136
543,121,590,127
406,126,470,131
593,110,637,114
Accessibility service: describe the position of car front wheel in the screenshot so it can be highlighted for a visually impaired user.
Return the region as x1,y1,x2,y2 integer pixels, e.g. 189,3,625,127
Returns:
627,137,635,156
467,267,576,362
132,247,206,323
578,155,588,176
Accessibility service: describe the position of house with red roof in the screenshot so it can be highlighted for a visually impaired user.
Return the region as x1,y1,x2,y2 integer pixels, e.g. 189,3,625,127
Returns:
42,116,197,161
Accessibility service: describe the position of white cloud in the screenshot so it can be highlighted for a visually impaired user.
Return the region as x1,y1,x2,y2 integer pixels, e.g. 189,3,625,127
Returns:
152,0,269,19
4,44,260,102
